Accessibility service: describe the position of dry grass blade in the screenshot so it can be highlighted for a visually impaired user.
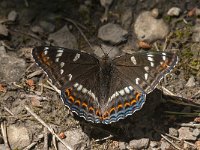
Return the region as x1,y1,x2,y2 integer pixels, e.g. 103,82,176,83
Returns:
1,121,11,150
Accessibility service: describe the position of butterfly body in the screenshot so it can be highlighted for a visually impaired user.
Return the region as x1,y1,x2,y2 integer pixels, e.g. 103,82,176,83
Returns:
32,46,178,124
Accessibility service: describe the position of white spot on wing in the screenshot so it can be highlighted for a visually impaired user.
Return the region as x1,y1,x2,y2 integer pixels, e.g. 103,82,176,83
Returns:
108,92,119,103
135,78,140,85
57,49,64,53
60,69,64,74
144,66,149,72
56,52,63,58
77,84,83,91
124,87,130,94
44,47,49,50
60,62,65,68
73,53,80,62
68,74,72,81
55,58,60,62
82,88,87,93
44,50,48,55
162,52,166,56
162,55,166,61
131,56,137,65
144,73,148,80
74,83,79,88
150,62,154,67
88,90,96,100
128,86,133,91
147,56,154,62
119,89,125,96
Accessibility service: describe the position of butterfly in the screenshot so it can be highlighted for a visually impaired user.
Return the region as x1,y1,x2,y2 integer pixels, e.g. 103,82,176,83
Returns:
32,46,178,124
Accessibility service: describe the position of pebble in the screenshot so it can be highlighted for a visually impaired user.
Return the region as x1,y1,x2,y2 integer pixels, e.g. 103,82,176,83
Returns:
151,8,159,18
178,127,197,141
192,128,200,137
118,142,127,150
167,7,181,16
128,138,149,149
150,141,159,148
0,46,26,82
185,76,196,87
39,20,55,33
8,10,18,21
98,23,128,44
93,44,120,58
195,8,200,16
48,25,78,49
7,125,30,149
192,21,200,42
31,25,44,34
134,11,169,42
169,127,179,137
58,128,89,150
160,140,170,150
121,8,133,29
0,24,8,36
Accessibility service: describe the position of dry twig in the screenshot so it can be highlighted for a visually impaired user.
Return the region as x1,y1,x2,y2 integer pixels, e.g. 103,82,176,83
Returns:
161,134,181,150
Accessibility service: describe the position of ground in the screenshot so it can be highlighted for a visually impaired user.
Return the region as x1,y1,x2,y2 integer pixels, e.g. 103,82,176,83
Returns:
0,0,199,150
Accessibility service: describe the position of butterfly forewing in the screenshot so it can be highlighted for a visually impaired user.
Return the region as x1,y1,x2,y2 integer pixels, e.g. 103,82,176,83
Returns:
32,46,99,88
113,51,178,94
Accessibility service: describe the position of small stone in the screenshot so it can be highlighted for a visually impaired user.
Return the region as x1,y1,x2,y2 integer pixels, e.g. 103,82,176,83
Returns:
93,44,120,58
167,7,181,16
128,138,149,149
151,8,159,18
161,140,170,150
48,25,78,49
134,11,169,42
121,8,133,29
192,21,200,42
118,142,127,150
169,128,179,137
150,141,158,148
7,125,30,149
98,23,128,44
8,10,18,21
100,0,113,7
186,76,196,87
31,25,44,34
178,127,197,141
0,24,8,36
39,20,55,33
58,128,89,150
0,46,26,82
195,8,200,16
195,141,200,150
192,128,200,137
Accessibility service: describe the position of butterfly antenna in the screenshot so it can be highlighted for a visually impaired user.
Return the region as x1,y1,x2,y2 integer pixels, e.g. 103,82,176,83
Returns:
99,44,108,57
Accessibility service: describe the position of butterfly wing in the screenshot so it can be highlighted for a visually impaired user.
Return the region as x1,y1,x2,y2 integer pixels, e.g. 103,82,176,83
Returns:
32,46,102,123
101,51,178,124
